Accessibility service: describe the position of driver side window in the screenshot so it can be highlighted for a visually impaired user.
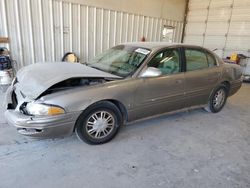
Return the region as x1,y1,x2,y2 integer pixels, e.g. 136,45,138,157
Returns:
147,49,180,75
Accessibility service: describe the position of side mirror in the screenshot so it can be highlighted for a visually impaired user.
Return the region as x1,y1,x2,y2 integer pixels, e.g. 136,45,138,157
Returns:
140,67,162,78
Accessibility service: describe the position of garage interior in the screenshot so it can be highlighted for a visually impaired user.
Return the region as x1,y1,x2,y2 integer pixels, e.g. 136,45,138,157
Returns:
0,0,250,187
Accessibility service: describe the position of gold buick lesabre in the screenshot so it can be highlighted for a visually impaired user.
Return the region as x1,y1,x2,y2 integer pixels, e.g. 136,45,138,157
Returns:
4,42,242,144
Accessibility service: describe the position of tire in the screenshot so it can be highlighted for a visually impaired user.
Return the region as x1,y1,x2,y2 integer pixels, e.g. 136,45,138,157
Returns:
75,101,122,144
204,85,228,113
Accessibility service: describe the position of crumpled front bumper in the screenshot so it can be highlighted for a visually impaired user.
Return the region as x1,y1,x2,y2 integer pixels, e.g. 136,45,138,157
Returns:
4,84,82,138
4,110,81,138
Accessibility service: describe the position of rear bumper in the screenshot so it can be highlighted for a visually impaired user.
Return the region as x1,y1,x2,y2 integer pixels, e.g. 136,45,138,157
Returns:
4,110,81,138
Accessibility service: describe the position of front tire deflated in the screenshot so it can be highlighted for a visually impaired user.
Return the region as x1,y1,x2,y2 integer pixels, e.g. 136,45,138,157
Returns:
75,101,123,144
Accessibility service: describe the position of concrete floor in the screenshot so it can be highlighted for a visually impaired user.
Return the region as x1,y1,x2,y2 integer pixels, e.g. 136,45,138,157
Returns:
0,84,249,188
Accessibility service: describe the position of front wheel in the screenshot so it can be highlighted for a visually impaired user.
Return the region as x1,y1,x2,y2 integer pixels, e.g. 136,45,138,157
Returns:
204,85,228,113
75,101,122,144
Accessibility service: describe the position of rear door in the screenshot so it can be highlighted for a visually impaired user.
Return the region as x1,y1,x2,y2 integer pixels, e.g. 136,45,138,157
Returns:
183,47,221,107
132,47,186,120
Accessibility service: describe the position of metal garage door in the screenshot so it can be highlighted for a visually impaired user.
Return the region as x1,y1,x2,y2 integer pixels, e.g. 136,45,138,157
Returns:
184,0,250,58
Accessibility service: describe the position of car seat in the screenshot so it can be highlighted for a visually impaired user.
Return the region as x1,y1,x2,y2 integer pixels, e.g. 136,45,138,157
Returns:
159,52,179,74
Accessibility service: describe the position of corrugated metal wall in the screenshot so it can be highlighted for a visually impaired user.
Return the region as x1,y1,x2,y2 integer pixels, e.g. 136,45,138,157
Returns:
0,0,183,69
184,0,250,57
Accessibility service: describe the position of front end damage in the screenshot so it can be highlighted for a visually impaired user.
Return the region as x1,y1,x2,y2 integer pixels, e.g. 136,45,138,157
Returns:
4,77,111,138
4,108,81,137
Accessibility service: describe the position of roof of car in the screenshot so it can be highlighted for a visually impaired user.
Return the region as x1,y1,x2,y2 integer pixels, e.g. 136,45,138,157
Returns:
122,42,202,50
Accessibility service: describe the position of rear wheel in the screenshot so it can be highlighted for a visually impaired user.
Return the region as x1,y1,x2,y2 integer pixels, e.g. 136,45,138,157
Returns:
204,85,228,113
75,101,122,144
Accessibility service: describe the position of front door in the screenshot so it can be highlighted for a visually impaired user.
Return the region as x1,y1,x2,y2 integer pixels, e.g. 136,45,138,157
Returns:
132,48,186,120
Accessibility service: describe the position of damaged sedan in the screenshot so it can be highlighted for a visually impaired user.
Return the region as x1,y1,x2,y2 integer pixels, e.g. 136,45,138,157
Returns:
4,43,243,144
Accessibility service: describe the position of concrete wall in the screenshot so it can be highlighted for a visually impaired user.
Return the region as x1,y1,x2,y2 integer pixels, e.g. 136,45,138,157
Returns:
59,0,186,21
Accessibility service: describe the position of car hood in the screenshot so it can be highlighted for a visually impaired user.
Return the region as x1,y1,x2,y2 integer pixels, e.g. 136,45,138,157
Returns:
15,62,121,99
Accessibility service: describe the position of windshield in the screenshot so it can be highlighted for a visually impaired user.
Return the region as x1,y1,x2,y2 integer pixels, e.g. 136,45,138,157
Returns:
87,45,150,77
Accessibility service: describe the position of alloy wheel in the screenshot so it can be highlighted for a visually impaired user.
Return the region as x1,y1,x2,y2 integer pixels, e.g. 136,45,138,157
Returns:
85,111,115,139
212,89,226,110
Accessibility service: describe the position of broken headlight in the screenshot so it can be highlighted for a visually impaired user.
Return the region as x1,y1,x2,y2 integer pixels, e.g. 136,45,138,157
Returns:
25,102,65,116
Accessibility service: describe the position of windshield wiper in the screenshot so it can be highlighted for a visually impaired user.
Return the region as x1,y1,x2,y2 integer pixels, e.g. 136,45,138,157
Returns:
90,65,125,78
88,65,104,72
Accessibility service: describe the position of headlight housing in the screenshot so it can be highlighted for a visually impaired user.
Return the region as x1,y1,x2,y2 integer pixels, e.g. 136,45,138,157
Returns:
25,102,65,116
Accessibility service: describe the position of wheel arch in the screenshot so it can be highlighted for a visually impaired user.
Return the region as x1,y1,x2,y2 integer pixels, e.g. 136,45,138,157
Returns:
220,80,231,92
105,99,128,123
74,99,128,131
205,81,229,113
208,80,230,102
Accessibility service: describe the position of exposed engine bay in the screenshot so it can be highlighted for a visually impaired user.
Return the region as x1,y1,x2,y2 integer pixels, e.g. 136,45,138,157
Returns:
39,77,111,97
8,77,113,111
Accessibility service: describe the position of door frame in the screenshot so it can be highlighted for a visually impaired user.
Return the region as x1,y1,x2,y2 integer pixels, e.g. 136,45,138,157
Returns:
133,45,185,78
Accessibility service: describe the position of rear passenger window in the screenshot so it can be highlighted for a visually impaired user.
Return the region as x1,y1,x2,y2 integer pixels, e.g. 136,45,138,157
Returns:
185,49,208,71
207,53,217,67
